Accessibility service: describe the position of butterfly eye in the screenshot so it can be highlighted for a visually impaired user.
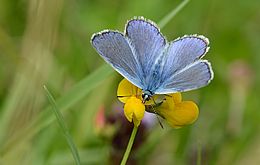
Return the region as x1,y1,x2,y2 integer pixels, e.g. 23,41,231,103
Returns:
141,93,151,104
141,93,145,99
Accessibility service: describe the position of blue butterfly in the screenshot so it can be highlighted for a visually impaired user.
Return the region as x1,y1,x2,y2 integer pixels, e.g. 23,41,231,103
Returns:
91,17,213,102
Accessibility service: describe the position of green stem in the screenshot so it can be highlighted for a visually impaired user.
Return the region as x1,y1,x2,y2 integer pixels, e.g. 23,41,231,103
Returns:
158,0,190,29
120,126,138,165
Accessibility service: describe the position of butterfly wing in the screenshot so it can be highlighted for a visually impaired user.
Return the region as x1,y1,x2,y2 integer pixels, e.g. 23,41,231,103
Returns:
155,35,213,94
125,18,166,89
91,31,144,88
92,20,213,94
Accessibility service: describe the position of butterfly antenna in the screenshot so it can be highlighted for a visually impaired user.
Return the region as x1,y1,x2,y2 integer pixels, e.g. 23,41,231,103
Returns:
117,95,132,98
164,94,172,98
151,97,164,129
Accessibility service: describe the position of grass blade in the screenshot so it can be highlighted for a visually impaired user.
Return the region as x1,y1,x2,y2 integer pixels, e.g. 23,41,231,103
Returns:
50,64,113,112
44,85,81,165
158,0,190,29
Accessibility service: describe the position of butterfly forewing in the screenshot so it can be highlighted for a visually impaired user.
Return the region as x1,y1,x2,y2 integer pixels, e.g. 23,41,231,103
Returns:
91,31,143,88
126,18,166,88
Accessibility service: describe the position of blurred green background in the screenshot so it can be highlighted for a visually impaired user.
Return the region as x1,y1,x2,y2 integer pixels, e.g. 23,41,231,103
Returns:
0,0,260,164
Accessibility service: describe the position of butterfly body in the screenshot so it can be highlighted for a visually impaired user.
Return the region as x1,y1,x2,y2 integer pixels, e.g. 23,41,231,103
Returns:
91,17,213,102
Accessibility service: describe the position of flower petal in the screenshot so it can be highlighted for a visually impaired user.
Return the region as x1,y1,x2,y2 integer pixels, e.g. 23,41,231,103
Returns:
171,93,182,103
124,96,145,126
167,101,199,128
117,79,141,103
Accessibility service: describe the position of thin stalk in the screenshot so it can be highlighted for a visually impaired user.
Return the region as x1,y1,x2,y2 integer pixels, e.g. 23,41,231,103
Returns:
120,126,138,165
44,85,81,165
158,0,190,29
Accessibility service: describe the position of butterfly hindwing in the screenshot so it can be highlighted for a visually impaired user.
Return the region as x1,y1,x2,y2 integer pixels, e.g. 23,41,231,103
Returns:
154,35,213,94
155,60,213,94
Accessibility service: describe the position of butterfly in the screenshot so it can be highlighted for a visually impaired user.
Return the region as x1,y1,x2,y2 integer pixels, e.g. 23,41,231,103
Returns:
91,17,213,103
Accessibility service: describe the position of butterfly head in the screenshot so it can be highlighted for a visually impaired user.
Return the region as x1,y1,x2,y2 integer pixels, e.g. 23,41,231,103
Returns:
141,90,153,103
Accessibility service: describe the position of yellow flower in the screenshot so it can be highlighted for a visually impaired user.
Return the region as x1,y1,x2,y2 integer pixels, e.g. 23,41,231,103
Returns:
156,93,199,128
117,79,145,126
117,78,199,128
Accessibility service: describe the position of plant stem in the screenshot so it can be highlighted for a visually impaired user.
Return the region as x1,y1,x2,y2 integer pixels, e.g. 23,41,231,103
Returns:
158,0,190,29
120,126,138,165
